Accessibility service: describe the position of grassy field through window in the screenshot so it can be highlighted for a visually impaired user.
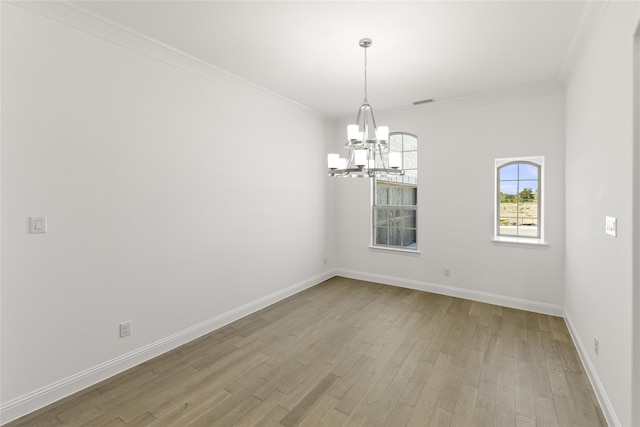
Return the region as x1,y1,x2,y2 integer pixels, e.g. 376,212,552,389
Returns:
499,201,538,237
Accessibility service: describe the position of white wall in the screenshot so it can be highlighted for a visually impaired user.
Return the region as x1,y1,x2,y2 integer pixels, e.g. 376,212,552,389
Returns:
2,1,638,425
633,22,640,427
0,3,334,422
334,90,566,312
565,2,640,426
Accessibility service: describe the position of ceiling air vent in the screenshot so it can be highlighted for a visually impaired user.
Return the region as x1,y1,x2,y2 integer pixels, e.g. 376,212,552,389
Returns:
413,99,434,105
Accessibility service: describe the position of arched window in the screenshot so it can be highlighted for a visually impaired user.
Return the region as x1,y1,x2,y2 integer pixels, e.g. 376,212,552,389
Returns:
496,157,543,241
373,132,418,250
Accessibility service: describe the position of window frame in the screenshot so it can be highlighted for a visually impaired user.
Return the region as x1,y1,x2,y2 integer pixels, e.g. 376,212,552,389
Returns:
371,132,419,253
494,156,546,246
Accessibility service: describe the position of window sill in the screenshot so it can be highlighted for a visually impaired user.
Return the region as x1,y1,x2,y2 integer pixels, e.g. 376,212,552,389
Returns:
492,236,548,249
369,245,421,255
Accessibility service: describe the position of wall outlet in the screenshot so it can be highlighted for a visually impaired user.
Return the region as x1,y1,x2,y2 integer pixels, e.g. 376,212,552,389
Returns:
119,321,132,338
323,257,327,265
594,336,599,355
444,267,451,277
29,216,47,234
605,216,617,237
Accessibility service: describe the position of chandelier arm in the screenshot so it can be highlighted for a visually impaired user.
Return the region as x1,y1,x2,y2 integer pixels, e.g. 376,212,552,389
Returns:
355,105,363,130
362,106,369,143
368,106,378,139
377,143,388,169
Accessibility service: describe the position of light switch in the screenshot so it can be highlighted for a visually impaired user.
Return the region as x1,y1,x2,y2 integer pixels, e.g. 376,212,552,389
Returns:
29,216,47,234
605,216,616,237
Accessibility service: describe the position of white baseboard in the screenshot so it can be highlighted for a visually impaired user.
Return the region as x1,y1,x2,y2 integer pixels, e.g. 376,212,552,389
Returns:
334,269,620,425
563,311,620,427
6,270,617,426
335,268,564,316
0,269,337,425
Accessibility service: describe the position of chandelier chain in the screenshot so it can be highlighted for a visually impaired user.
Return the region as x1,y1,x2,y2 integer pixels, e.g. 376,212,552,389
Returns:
363,45,368,103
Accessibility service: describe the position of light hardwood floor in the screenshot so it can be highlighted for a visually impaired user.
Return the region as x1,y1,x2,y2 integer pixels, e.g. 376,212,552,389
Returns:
6,277,606,426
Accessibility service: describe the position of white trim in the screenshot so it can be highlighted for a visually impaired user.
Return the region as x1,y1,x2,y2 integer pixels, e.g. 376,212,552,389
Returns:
494,156,545,243
559,1,610,87
495,155,544,169
368,245,420,255
633,22,640,427
0,270,337,425
6,1,331,125
334,269,564,317
492,237,548,248
371,133,419,251
564,310,620,427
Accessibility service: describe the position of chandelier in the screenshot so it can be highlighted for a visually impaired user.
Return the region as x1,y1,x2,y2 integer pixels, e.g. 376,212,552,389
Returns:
327,38,404,178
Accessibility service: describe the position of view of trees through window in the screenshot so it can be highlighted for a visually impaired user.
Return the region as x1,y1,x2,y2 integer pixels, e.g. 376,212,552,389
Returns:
373,133,418,249
497,161,540,238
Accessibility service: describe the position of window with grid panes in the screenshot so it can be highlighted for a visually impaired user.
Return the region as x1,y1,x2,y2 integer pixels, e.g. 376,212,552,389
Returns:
373,132,418,249
495,157,544,242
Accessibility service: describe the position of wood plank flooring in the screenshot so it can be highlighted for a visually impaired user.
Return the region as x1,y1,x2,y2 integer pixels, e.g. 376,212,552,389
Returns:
6,277,606,426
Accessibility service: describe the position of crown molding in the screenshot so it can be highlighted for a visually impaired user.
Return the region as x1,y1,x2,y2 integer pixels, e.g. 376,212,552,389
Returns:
558,0,610,87
366,80,565,123
7,1,332,125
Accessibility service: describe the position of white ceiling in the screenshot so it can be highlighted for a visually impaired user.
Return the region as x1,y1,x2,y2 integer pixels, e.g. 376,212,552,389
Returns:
71,1,586,118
